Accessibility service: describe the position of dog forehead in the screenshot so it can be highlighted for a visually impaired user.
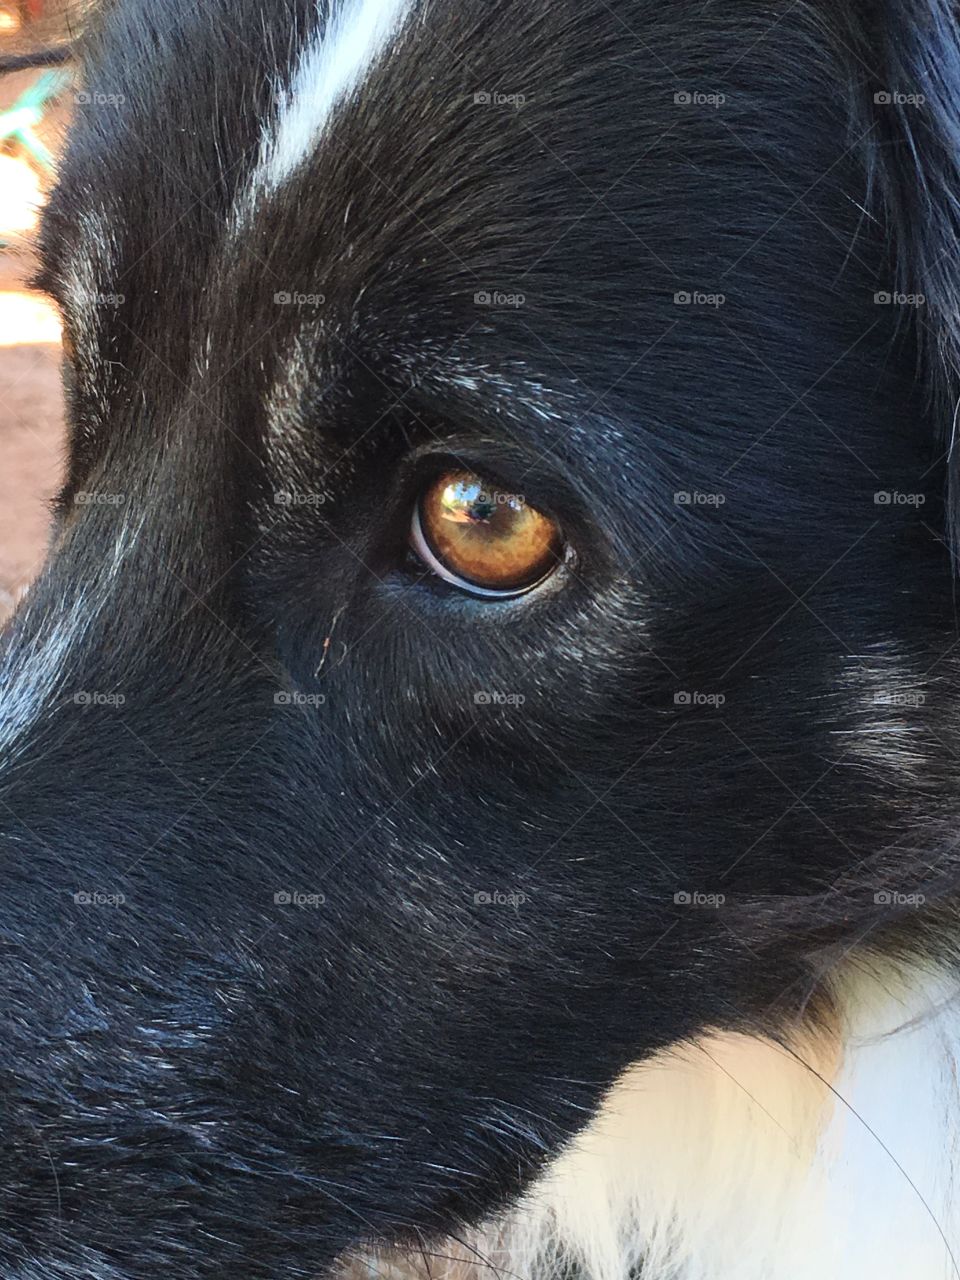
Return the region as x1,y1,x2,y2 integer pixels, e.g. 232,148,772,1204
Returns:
46,0,654,459
53,0,650,312
45,0,867,518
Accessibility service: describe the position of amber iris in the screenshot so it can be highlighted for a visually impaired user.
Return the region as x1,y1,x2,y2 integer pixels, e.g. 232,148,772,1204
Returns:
414,471,562,593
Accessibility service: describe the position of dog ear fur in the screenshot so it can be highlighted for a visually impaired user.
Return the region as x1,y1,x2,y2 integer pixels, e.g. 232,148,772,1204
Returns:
842,1,960,548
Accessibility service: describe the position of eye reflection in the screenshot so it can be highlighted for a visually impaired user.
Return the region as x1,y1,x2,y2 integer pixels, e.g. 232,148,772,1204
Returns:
411,470,563,597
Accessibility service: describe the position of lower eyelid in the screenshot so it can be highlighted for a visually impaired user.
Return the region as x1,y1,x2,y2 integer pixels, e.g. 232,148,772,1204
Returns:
409,504,554,599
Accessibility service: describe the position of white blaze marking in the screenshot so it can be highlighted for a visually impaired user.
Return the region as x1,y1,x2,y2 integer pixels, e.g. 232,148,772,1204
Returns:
248,0,414,202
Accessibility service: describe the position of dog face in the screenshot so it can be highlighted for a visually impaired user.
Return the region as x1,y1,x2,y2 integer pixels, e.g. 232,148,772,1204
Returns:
1,0,959,1274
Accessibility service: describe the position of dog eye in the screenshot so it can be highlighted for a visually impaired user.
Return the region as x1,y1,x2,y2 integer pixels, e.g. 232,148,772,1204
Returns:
410,470,563,597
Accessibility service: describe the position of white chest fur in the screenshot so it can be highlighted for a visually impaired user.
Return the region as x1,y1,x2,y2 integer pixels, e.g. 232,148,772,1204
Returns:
506,964,960,1280
357,962,960,1280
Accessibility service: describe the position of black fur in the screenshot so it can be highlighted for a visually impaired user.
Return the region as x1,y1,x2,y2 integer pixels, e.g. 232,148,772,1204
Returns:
0,0,959,1274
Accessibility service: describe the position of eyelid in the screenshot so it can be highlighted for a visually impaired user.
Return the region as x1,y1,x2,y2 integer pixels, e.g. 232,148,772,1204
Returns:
409,503,554,599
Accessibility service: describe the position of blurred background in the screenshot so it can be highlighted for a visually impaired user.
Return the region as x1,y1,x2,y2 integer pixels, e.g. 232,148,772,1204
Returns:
0,0,71,624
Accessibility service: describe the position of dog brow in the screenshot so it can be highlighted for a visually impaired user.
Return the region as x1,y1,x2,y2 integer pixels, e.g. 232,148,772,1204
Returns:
238,0,415,219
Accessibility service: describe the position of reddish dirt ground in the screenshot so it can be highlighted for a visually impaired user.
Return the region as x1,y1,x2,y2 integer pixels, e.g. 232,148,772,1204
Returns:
0,340,63,620
0,64,69,624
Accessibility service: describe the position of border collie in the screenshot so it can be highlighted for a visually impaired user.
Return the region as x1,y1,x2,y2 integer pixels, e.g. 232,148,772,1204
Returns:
1,1,960,1276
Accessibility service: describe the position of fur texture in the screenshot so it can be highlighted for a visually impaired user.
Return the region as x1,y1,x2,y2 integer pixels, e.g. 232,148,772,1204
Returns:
351,962,960,1280
1,0,960,1276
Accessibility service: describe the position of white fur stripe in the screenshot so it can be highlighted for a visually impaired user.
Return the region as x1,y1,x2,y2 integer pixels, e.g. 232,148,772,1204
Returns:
0,515,144,764
0,604,90,763
248,0,414,201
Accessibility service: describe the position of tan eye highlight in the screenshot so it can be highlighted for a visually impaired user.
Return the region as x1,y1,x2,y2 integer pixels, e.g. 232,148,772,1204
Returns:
410,470,563,597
